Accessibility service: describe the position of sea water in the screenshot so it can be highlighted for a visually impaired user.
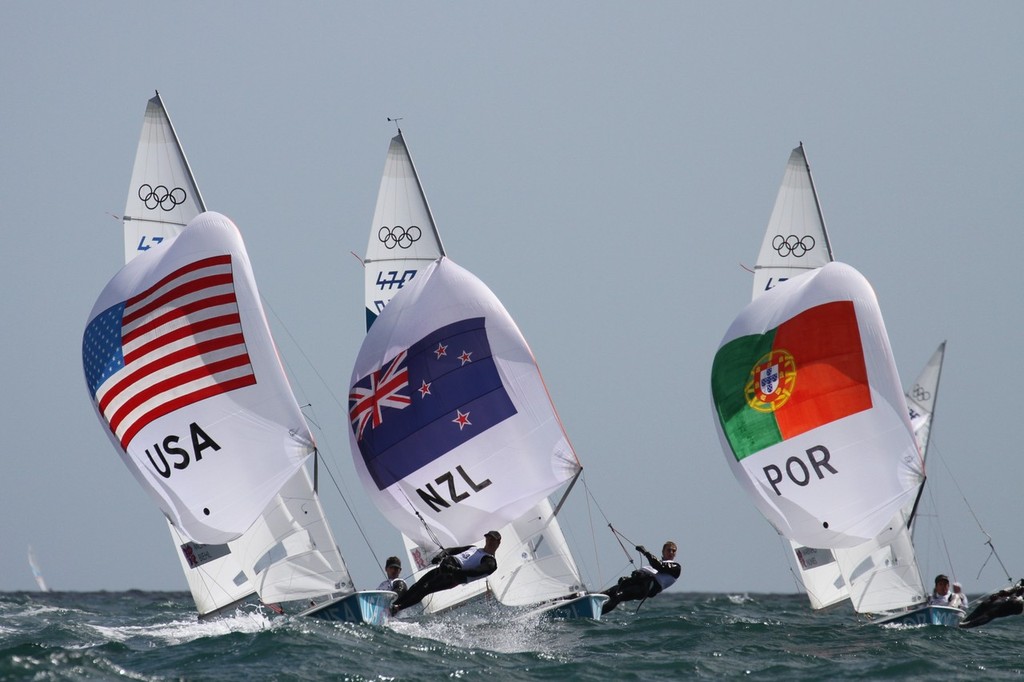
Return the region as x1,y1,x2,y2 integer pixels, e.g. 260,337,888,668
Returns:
2,591,1022,680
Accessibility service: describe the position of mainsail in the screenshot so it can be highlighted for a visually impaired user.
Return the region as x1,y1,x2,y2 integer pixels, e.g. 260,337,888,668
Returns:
712,262,924,550
752,144,833,300
28,546,49,592
123,91,205,263
363,131,445,330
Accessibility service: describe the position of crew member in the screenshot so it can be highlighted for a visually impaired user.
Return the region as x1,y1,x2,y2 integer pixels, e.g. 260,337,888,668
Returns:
377,556,407,595
602,540,680,615
390,530,501,615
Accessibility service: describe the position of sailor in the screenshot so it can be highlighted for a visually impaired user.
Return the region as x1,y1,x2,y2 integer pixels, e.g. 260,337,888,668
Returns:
949,581,969,610
390,530,502,616
376,556,408,595
601,540,681,615
928,574,952,606
960,580,1024,629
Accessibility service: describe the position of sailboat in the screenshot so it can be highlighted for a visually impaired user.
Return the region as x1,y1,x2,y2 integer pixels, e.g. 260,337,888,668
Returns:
357,132,606,619
28,546,50,592
745,146,961,625
109,94,391,623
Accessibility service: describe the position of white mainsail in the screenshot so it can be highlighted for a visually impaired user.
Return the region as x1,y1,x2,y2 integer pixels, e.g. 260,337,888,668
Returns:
360,133,591,615
713,262,924,549
363,131,445,330
123,92,205,263
906,342,945,466
752,144,833,300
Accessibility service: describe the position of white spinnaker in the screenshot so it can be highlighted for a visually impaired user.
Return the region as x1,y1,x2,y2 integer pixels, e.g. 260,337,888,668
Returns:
87,212,312,545
123,92,205,263
349,257,581,550
364,131,445,330
752,144,833,299
715,262,923,549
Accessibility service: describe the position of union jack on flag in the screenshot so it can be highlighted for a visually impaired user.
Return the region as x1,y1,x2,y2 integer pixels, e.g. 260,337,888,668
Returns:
349,317,517,490
349,350,411,440
83,254,256,449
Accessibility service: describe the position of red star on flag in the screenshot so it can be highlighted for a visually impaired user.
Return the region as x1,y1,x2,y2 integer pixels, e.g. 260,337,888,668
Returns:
418,380,431,398
434,343,448,359
452,410,471,430
458,350,473,365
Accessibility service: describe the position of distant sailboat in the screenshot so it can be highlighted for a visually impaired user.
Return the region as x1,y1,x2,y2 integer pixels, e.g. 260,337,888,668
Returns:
28,546,49,592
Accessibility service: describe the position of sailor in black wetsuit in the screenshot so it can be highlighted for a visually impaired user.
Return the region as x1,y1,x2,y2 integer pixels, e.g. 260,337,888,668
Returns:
390,530,502,615
602,540,681,615
960,579,1024,629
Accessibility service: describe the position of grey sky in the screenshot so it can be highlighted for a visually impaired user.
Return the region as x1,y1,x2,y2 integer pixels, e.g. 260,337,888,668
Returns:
2,2,1022,595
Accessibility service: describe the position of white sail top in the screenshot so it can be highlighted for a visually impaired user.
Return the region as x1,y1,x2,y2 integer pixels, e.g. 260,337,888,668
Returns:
906,341,945,462
752,144,833,299
348,257,580,550
712,262,923,549
84,212,314,545
123,92,206,263
364,131,446,330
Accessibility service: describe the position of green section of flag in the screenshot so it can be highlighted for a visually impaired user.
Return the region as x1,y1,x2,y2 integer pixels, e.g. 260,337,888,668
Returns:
711,330,782,461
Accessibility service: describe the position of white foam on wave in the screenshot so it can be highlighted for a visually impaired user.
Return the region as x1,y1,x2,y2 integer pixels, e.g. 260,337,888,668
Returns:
89,607,277,645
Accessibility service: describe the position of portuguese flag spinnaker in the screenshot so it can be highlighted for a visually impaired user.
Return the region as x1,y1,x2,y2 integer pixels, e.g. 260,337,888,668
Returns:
709,262,923,549
712,300,872,460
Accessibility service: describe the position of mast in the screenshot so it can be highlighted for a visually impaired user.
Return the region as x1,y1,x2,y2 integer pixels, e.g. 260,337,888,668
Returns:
799,141,833,261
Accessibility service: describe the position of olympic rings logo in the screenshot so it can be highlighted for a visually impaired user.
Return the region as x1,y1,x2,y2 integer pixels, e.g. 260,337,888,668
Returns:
138,184,187,211
771,234,816,258
911,385,931,402
378,225,422,249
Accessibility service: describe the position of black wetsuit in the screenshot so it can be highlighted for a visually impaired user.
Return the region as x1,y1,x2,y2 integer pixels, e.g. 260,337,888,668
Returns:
602,548,681,615
391,545,497,613
960,582,1024,629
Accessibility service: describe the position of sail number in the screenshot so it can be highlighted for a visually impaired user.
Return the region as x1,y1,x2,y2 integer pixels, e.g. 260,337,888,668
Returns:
762,445,837,496
376,269,417,291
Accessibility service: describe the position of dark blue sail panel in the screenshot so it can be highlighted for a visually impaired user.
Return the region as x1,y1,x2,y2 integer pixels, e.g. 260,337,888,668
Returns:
349,317,517,489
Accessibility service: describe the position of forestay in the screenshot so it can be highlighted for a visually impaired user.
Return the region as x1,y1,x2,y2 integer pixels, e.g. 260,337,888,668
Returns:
84,212,313,545
712,262,923,549
752,144,833,299
123,92,205,263
348,257,581,550
364,131,445,330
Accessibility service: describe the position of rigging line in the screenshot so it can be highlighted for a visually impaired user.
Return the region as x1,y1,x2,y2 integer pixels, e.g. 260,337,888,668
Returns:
395,487,446,554
316,449,384,572
582,479,635,566
580,475,604,586
930,441,1013,582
